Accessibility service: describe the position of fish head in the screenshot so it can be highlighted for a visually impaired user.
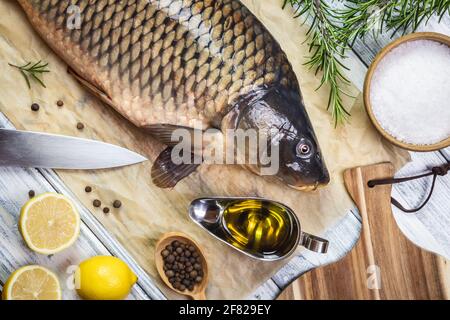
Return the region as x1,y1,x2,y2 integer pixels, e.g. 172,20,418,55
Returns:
235,85,330,191
276,128,330,191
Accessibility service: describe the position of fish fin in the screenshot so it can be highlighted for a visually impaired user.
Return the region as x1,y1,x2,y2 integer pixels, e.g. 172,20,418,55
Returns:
151,147,200,188
68,67,114,106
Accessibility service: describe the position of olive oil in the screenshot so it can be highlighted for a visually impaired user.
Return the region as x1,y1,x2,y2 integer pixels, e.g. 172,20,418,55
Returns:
222,199,294,255
190,197,328,260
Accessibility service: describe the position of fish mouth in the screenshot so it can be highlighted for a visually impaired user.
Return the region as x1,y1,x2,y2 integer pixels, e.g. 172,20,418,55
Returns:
288,181,326,192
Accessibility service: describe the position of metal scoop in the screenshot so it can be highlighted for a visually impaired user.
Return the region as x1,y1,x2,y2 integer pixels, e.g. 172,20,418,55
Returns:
189,197,329,261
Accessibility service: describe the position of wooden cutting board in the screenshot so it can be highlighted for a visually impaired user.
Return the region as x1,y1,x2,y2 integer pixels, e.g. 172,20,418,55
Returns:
279,163,450,299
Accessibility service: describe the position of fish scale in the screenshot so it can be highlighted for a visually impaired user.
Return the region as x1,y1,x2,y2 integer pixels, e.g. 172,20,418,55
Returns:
18,0,297,129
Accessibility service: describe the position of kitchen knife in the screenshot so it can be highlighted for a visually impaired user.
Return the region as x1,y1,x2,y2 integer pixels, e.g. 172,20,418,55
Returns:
0,128,147,169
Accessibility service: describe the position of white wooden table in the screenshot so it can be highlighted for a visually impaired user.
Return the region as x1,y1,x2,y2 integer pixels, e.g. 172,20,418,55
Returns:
0,8,449,300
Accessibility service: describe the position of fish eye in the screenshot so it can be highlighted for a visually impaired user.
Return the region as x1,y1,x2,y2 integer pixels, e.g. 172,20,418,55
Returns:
299,144,310,154
296,140,313,158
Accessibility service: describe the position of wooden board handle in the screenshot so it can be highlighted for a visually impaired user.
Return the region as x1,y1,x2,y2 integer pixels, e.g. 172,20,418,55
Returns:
344,162,394,219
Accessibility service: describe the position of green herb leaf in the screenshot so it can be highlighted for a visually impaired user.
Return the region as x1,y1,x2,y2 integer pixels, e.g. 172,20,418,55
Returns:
283,0,450,126
283,0,352,126
9,60,50,89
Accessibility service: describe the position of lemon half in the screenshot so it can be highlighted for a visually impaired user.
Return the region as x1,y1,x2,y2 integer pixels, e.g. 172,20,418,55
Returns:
19,192,80,255
2,265,61,300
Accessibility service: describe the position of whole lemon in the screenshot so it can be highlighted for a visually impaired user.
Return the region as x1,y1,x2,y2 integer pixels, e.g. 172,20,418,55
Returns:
75,256,137,300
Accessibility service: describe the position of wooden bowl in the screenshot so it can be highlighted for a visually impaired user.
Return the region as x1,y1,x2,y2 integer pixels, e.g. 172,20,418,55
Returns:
363,32,450,152
155,232,208,300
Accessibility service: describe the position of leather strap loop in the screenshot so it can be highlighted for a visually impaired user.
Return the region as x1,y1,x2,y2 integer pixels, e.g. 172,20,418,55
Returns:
367,163,450,213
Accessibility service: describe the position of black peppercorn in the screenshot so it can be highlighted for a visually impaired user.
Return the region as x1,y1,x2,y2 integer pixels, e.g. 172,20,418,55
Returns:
113,200,122,208
166,255,175,263
93,199,101,207
31,103,40,111
161,250,170,258
165,270,175,278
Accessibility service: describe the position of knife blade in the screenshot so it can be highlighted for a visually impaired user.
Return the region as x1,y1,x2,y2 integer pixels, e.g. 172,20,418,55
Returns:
0,128,147,169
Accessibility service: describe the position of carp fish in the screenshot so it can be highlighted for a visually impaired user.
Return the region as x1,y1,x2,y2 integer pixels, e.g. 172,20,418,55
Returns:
17,0,330,191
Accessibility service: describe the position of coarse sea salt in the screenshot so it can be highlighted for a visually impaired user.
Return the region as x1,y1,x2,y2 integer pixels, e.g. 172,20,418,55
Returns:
370,39,450,145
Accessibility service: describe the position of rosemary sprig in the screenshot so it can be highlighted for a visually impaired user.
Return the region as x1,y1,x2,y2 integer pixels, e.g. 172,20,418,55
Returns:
283,0,450,126
283,0,352,126
341,0,450,41
8,60,50,89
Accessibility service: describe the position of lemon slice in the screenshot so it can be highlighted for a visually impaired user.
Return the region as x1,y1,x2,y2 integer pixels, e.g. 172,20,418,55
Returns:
19,192,80,255
2,265,62,300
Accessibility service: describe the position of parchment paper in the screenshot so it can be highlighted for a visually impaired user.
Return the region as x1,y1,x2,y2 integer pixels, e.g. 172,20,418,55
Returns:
0,0,409,299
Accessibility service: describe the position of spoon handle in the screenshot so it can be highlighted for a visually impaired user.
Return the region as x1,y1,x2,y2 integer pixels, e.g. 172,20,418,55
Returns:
300,232,329,253
191,291,207,300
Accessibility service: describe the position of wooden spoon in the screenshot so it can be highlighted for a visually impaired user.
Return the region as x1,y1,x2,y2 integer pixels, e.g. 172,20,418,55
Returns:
155,232,208,300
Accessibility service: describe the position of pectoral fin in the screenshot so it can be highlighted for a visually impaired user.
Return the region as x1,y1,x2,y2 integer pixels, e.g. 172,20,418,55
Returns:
148,125,228,188
151,147,200,188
